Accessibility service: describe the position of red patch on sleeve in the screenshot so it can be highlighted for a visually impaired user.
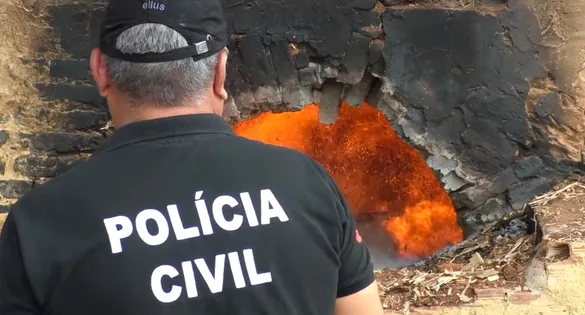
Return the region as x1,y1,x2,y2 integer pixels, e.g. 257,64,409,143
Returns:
356,230,363,244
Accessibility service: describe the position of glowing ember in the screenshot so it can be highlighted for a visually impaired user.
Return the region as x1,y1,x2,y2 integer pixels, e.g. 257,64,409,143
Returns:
233,102,463,258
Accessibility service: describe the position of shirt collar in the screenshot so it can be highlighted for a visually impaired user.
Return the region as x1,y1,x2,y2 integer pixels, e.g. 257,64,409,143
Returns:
95,114,235,154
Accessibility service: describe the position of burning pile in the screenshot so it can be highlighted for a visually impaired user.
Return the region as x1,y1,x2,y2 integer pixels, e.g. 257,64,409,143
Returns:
233,102,463,258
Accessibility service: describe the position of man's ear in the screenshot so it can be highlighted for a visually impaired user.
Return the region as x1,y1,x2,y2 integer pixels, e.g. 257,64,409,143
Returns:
90,48,111,98
213,50,229,101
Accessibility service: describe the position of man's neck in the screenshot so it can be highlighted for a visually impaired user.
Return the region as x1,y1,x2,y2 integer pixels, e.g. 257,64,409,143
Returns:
114,105,218,129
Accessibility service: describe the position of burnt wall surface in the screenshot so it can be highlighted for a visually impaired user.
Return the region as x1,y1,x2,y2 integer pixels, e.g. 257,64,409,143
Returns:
0,0,582,230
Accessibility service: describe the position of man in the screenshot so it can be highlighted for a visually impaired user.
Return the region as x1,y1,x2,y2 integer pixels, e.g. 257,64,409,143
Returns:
0,0,384,314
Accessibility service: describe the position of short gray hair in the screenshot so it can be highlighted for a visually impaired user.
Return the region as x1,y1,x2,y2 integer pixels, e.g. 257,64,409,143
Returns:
104,23,221,107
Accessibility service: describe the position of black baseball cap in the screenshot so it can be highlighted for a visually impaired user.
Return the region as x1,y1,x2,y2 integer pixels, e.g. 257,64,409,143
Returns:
99,0,228,63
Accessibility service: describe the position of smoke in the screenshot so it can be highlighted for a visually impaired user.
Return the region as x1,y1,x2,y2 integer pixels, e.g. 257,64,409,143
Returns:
356,215,420,270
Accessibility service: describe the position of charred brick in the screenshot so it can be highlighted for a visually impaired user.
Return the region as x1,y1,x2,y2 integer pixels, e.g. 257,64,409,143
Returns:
0,130,8,147
230,5,266,34
460,116,518,175
50,4,91,58
347,0,377,9
26,132,102,154
50,59,91,81
89,8,105,47
0,180,32,199
0,160,4,176
345,72,375,106
513,156,544,179
508,178,553,210
237,35,278,88
15,155,86,178
298,63,322,87
382,0,410,4
535,93,559,117
354,11,382,38
55,155,86,175
381,8,543,176
319,80,344,124
15,155,58,178
269,40,299,88
338,33,370,84
226,48,254,95
368,40,384,65
293,48,310,70
66,110,108,131
37,83,105,108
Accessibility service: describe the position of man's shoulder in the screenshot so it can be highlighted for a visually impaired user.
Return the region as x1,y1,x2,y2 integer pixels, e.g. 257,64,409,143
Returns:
232,135,318,161
10,156,104,215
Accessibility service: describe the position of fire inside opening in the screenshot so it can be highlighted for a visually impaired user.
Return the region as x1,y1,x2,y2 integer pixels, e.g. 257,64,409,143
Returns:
233,102,464,258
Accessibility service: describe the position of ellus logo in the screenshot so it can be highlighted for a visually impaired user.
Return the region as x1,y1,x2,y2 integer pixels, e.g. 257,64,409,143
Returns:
143,1,165,11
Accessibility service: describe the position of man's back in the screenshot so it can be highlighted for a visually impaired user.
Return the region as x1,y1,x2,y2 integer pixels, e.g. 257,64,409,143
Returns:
0,114,375,315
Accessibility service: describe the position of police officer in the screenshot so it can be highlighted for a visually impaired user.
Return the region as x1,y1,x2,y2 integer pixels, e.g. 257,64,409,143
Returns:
0,0,384,314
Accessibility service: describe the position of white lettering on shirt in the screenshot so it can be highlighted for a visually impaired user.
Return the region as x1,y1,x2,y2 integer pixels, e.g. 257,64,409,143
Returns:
102,189,288,303
151,265,182,303
151,249,270,303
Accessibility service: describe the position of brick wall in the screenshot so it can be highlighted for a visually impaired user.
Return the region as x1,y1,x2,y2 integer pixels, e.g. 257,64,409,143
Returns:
0,2,109,219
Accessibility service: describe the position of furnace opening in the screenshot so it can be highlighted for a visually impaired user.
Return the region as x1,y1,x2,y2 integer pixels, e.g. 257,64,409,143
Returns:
233,102,464,260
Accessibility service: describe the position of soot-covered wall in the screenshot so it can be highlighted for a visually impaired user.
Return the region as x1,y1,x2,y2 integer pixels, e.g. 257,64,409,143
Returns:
0,0,583,231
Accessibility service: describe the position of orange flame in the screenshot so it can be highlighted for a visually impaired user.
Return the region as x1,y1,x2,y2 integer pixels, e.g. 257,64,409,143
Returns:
233,102,463,258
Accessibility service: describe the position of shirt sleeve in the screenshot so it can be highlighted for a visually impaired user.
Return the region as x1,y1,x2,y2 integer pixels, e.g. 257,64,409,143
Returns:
0,213,41,314
334,188,376,298
306,168,375,299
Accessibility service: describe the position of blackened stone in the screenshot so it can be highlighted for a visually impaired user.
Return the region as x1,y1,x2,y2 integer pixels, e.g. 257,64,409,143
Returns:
281,86,313,110
230,5,266,34
36,83,105,108
14,155,58,178
0,130,8,147
50,59,91,81
320,63,339,79
508,178,553,210
474,198,508,219
319,81,344,124
0,205,10,213
382,8,541,175
0,160,4,175
50,4,91,58
354,11,381,38
368,40,384,65
535,93,559,117
348,0,377,9
55,155,86,175
269,40,299,88
452,168,518,209
0,180,32,199
298,64,321,87
382,0,409,4
26,132,102,153
489,168,519,194
345,72,375,107
226,47,254,96
460,112,518,175
21,59,49,73
339,33,370,84
66,110,108,131
293,49,310,70
513,156,544,179
89,8,105,48
237,35,278,88
328,58,342,67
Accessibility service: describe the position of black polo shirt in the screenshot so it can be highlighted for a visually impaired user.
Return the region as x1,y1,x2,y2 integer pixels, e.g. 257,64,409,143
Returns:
0,114,375,315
